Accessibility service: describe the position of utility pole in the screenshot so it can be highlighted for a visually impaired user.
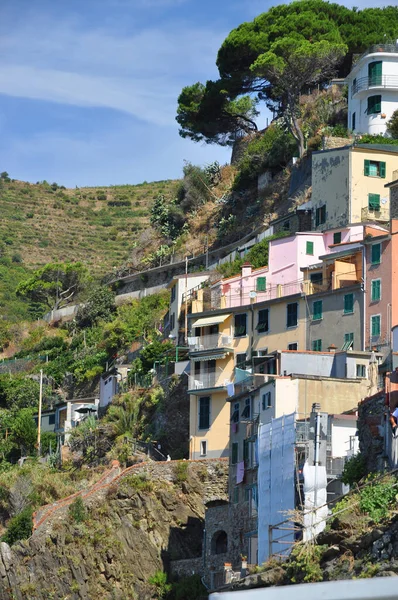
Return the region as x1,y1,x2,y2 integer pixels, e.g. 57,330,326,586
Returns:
37,369,43,456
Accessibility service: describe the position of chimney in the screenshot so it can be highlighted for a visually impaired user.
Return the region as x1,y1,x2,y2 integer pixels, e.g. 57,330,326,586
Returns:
327,343,337,353
241,262,252,278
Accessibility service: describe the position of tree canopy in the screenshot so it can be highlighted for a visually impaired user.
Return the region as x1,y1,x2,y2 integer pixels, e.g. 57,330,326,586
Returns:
16,262,90,314
177,1,398,149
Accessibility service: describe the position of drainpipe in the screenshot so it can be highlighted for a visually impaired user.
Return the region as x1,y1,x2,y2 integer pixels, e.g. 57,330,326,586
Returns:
250,302,255,374
362,247,366,351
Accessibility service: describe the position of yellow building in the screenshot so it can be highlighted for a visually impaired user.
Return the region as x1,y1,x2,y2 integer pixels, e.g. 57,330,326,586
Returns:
311,144,398,229
187,294,307,459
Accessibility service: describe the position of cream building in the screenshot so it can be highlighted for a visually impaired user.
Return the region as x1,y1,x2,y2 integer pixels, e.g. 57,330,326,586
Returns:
311,144,398,229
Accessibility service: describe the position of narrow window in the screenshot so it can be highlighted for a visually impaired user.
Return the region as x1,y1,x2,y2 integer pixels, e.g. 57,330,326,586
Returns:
231,442,239,465
262,392,272,410
356,364,366,378
200,440,207,456
234,313,247,337
315,206,326,226
344,332,354,350
312,339,322,352
236,353,247,369
368,193,381,211
171,286,176,302
367,95,382,115
371,279,381,302
368,61,382,86
257,308,269,333
312,300,323,320
306,241,314,255
344,293,354,314
198,397,210,430
241,398,251,419
49,414,55,426
256,277,266,292
232,402,240,424
352,112,356,131
371,243,381,265
288,342,298,351
287,303,298,328
371,315,381,338
333,232,341,245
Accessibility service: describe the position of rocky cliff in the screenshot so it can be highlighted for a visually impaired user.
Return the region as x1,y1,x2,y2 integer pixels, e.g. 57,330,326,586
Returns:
0,459,228,600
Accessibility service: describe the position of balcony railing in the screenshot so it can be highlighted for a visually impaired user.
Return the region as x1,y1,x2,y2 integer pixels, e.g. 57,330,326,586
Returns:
188,333,233,352
351,74,398,97
188,373,230,392
355,44,398,65
361,206,390,222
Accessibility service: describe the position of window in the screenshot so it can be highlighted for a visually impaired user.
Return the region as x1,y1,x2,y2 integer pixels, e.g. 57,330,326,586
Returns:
352,111,356,131
257,309,269,333
364,159,386,178
310,272,323,285
262,392,272,410
234,313,247,337
170,285,176,302
371,315,381,338
371,243,381,265
194,361,201,376
353,78,357,94
315,205,326,226
287,303,298,328
241,398,251,419
312,339,322,352
209,324,219,335
256,277,266,292
212,531,228,555
344,293,354,314
200,441,207,456
371,279,381,302
306,241,314,255
367,95,382,115
49,414,55,426
288,342,298,351
243,439,249,463
333,232,341,245
232,442,239,465
368,193,381,211
369,61,382,86
170,313,175,331
356,364,366,378
198,397,210,430
232,402,240,424
283,220,290,231
312,300,323,321
233,487,239,503
236,353,247,369
343,332,354,350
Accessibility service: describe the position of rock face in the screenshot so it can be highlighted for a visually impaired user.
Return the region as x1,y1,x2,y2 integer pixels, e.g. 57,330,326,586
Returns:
0,459,228,600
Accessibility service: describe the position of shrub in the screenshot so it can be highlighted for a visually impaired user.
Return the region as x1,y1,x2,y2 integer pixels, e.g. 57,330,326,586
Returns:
359,476,397,523
387,109,398,139
69,496,86,523
2,506,33,545
170,574,206,600
148,571,172,599
341,453,366,486
174,461,188,483
286,543,324,583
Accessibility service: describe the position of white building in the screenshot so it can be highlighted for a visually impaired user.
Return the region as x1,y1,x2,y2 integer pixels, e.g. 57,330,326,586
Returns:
346,43,398,136
167,272,212,341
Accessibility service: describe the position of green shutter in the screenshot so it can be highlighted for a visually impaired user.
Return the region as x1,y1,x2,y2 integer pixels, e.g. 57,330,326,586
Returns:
371,315,381,337
333,232,341,244
306,241,314,255
344,293,354,314
369,61,382,86
371,279,381,302
232,442,238,465
312,339,322,351
243,439,249,463
256,277,266,292
313,300,322,320
368,193,381,211
367,95,381,115
364,159,370,176
371,243,381,264
379,162,386,178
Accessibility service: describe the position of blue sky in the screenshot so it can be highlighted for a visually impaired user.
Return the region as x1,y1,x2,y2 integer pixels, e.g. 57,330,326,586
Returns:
0,0,386,187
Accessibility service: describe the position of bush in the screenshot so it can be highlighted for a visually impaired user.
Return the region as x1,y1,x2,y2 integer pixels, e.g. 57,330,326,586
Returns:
69,496,86,523
148,571,172,599
359,476,397,523
341,453,366,486
170,574,206,600
174,461,188,483
358,134,398,145
2,506,33,545
387,109,398,138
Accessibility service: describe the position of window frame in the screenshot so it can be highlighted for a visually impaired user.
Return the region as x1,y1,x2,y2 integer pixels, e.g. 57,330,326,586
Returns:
200,440,207,457
198,396,211,430
288,342,298,351
262,392,272,410
344,332,354,350
236,353,247,369
371,279,381,302
364,159,386,178
371,314,381,338
333,232,342,245
234,313,247,338
367,95,382,115
356,364,367,378
241,397,251,419
232,402,240,424
256,277,266,292
312,339,322,352
312,300,323,321
368,193,381,211
344,293,354,315
49,414,56,426
286,302,298,328
371,243,381,265
170,285,176,303
306,241,314,255
256,308,269,333
315,205,326,227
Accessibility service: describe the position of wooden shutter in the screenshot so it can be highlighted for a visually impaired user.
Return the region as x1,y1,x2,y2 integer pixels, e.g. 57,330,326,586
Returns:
368,193,381,210
371,243,381,264
372,280,381,301
313,300,322,320
364,159,370,176
344,294,354,314
256,277,266,292
379,162,386,178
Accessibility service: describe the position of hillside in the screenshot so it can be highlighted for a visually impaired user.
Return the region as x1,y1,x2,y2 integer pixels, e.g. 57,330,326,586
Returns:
0,176,179,276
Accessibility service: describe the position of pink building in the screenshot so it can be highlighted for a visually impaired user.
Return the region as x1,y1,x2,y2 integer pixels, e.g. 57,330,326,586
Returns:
215,225,387,309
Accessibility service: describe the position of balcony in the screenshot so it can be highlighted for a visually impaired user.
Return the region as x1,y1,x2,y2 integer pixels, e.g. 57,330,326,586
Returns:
188,333,234,353
355,44,398,65
361,206,390,222
188,373,231,394
351,74,398,97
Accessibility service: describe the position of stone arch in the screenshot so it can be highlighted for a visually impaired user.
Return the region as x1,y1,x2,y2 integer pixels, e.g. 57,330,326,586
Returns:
211,530,228,555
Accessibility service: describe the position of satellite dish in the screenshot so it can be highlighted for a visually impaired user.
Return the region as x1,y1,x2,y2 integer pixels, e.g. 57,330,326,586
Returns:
249,291,257,299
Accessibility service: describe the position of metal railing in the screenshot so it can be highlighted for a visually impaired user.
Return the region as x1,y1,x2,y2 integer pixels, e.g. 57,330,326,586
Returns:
188,333,233,352
356,43,398,65
188,373,230,391
352,74,398,97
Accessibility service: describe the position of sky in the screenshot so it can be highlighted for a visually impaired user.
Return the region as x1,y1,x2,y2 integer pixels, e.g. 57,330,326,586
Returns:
0,0,391,187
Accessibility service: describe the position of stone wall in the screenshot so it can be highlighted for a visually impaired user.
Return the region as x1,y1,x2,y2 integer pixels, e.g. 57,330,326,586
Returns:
323,136,353,150
170,557,203,578
358,392,387,473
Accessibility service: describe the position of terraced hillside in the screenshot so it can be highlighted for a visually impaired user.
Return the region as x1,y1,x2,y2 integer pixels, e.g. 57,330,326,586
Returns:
0,177,179,276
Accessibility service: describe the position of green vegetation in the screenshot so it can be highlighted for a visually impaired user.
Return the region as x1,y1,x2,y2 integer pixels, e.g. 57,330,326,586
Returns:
1,505,33,545
357,134,398,146
387,109,398,139
217,232,289,278
359,475,397,523
287,543,325,583
177,1,398,149
341,453,366,486
69,496,87,523
148,571,172,599
174,461,188,483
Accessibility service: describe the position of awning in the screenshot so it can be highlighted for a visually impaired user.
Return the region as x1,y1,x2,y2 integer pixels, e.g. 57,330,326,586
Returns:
191,353,226,362
191,314,231,329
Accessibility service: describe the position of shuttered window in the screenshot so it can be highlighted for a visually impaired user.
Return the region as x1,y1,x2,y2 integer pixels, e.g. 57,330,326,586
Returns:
198,397,210,430
286,303,298,328
371,243,381,264
256,277,266,292
367,95,382,115
256,309,269,333
234,313,247,337
333,232,341,244
371,279,381,302
371,315,381,337
369,61,382,86
368,193,381,211
312,339,322,352
344,293,354,314
232,442,238,465
306,241,314,255
312,300,323,320
365,160,386,178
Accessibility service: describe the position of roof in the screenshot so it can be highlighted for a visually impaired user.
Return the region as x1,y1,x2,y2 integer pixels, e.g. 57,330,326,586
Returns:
353,143,398,155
